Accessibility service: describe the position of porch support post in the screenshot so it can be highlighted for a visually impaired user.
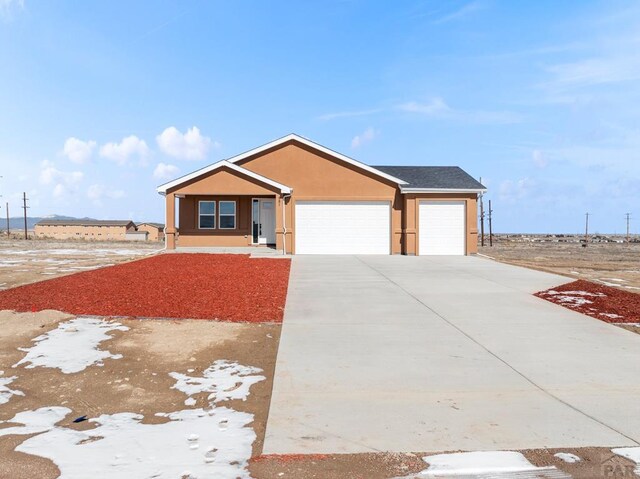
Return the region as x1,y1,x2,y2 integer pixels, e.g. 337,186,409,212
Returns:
165,192,177,250
275,194,284,253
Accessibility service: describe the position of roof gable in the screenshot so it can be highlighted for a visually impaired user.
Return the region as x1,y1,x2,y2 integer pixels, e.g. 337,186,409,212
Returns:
227,134,408,185
156,160,292,195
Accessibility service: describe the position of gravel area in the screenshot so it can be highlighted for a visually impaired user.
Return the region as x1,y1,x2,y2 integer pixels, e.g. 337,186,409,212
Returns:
0,254,291,322
536,279,640,323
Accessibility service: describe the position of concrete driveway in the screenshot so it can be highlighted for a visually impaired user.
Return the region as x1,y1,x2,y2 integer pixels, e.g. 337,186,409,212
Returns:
263,255,640,454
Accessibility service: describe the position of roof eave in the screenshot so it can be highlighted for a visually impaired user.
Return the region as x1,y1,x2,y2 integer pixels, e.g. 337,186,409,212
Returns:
156,160,292,195
400,187,487,194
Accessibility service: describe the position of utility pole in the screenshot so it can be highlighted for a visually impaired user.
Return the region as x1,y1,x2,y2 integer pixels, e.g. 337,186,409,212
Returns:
5,202,9,237
626,213,631,245
488,200,493,247
584,212,590,247
479,177,485,247
22,192,29,240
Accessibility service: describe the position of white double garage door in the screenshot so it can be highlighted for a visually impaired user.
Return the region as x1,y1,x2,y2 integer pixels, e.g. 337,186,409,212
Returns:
294,200,466,255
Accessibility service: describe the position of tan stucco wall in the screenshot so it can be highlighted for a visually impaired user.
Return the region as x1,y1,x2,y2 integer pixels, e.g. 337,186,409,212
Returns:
403,193,478,255
137,224,164,242
34,224,130,240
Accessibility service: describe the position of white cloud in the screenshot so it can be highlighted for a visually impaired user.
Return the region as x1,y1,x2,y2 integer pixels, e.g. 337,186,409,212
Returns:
39,160,83,187
39,161,84,200
87,184,125,204
0,0,24,20
432,1,485,25
99,135,150,166
499,178,536,202
545,55,640,90
351,127,378,149
62,137,96,164
399,98,450,115
317,109,383,121
156,126,216,160
398,97,522,124
153,162,180,180
532,149,548,168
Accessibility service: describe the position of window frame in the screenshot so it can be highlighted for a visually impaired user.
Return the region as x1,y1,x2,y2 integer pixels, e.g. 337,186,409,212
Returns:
198,200,217,229
218,200,237,230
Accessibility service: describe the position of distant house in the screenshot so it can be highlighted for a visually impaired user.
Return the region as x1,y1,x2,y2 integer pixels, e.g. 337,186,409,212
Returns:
136,222,165,242
125,228,149,241
35,219,135,241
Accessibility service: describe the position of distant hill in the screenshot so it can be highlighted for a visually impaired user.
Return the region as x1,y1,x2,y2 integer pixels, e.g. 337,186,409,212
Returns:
0,214,96,231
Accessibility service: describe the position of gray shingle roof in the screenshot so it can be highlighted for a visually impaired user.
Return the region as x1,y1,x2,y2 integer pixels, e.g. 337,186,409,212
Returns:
36,219,134,227
373,166,485,190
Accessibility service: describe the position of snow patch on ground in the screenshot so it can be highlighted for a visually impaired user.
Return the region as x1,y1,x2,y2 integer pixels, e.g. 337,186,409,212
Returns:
13,317,129,374
541,290,606,307
612,447,640,474
554,452,581,463
597,279,627,287
3,248,158,257
0,406,257,479
170,360,265,405
0,370,24,404
394,451,568,478
0,407,70,436
599,312,623,319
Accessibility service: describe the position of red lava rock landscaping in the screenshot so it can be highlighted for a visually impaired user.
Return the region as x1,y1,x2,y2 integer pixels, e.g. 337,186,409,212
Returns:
0,254,290,322
536,279,640,323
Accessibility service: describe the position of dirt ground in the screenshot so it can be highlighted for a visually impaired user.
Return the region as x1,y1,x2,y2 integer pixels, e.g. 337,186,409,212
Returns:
0,238,160,290
480,240,640,291
0,310,281,478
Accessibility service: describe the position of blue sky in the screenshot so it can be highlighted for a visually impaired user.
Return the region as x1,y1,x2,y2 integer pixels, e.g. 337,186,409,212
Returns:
1,0,639,233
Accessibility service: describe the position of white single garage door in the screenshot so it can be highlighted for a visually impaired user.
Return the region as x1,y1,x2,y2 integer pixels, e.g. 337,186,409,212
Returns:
295,201,390,254
419,201,466,255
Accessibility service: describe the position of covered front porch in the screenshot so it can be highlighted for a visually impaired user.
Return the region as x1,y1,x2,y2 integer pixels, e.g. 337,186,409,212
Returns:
161,160,293,253
174,194,283,248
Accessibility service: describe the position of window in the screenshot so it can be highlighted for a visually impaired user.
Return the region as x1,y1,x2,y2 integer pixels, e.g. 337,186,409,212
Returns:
199,201,216,229
219,201,236,229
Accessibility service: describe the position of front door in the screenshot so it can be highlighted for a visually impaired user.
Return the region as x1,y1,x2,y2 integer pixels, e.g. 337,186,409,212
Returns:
253,199,276,245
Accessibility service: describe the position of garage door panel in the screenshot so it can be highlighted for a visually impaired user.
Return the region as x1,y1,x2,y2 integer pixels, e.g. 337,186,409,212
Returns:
419,201,466,255
295,201,390,255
